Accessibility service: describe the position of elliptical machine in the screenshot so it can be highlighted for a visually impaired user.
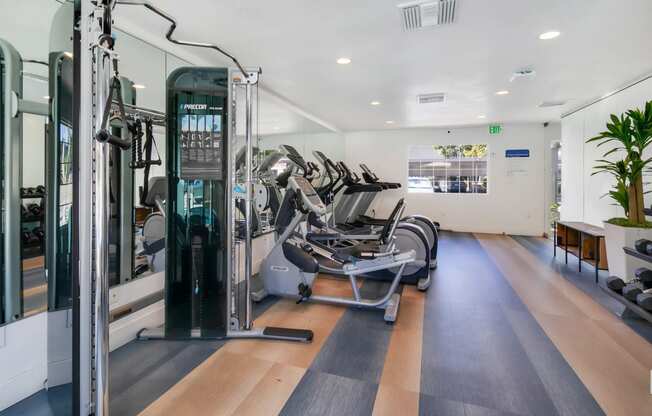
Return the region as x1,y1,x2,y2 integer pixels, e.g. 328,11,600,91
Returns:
254,175,416,322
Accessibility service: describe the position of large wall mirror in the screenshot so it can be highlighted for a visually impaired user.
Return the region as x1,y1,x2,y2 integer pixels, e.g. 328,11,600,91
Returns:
0,3,344,412
0,0,76,412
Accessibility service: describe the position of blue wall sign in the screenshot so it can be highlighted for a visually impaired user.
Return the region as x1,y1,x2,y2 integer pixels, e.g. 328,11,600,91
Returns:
505,149,530,158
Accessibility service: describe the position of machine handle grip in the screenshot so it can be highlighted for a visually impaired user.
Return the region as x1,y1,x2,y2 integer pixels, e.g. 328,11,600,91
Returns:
96,129,132,150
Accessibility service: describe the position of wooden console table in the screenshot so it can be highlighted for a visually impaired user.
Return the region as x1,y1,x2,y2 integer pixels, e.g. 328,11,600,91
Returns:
553,221,608,282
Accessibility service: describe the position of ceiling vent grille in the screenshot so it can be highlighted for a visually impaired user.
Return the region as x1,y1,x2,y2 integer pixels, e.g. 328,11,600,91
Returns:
399,0,457,31
418,93,446,104
539,100,567,108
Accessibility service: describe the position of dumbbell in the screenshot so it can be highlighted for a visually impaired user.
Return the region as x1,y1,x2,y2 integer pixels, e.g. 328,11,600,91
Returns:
32,227,45,243
623,281,646,302
606,276,626,294
27,203,42,218
35,185,45,196
634,267,652,289
22,229,32,245
636,289,652,312
634,239,652,255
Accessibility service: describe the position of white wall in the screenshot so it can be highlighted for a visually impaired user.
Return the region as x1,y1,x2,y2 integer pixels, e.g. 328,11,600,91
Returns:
561,77,652,226
344,124,548,236
0,314,47,410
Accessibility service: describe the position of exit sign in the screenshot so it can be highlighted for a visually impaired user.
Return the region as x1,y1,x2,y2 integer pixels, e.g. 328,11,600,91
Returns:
489,124,502,135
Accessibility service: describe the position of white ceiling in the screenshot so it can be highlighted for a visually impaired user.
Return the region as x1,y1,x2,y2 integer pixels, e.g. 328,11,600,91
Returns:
114,0,652,131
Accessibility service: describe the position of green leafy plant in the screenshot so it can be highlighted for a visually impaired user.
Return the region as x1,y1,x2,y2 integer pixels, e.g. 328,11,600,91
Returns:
587,101,652,226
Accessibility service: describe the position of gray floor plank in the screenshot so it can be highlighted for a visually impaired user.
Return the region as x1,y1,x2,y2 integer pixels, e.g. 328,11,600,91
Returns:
502,306,604,416
0,385,71,416
421,232,560,416
109,340,225,416
418,394,466,416
280,370,377,416
463,402,523,416
309,281,395,384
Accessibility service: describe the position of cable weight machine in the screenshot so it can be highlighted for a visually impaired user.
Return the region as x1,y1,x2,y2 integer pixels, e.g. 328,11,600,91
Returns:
77,2,312,415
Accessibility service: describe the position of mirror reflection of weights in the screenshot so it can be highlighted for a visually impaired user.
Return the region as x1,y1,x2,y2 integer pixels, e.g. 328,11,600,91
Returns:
21,186,46,258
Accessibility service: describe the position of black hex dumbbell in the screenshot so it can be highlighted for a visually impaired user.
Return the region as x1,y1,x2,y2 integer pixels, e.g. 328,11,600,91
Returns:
634,267,652,289
623,281,645,302
636,290,652,312
27,203,42,218
606,276,626,294
634,239,652,255
32,227,45,243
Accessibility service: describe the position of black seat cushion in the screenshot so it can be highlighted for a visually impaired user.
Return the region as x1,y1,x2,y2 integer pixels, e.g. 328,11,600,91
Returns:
283,242,319,273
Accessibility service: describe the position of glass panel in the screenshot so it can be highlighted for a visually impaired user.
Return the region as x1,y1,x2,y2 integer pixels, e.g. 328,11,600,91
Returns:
51,56,74,311
166,69,229,338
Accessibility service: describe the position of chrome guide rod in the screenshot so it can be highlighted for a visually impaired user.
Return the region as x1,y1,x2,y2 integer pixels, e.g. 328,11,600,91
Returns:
115,0,249,79
244,79,254,330
92,46,111,416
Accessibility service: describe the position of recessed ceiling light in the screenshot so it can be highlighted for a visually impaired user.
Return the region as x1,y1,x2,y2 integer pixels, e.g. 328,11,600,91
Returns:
133,84,146,89
495,90,510,96
477,115,486,119
336,57,351,65
385,120,395,125
43,95,50,100
539,31,561,40
370,101,381,106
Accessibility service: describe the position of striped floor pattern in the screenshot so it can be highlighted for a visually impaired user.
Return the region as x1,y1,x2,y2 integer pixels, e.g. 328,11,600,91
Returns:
6,232,649,416
133,231,652,416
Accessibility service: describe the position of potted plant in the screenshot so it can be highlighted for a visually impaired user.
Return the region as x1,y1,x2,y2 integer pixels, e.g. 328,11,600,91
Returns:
587,101,652,281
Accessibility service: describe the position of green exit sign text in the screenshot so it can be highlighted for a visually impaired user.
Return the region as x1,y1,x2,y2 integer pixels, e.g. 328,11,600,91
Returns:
489,124,502,135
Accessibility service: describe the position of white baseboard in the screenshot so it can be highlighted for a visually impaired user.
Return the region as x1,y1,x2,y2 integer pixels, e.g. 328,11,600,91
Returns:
109,300,164,352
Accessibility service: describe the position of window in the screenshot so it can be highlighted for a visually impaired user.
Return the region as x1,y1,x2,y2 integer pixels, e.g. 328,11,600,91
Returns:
408,144,488,194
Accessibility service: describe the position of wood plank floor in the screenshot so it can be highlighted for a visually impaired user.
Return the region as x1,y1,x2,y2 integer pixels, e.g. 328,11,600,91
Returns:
476,234,652,416
134,232,652,416
7,232,649,416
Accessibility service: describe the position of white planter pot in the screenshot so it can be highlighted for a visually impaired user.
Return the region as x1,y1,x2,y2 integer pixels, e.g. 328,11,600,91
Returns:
603,221,652,282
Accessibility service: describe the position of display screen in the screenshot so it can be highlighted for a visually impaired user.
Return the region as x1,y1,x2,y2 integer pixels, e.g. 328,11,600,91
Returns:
293,176,324,211
179,103,224,180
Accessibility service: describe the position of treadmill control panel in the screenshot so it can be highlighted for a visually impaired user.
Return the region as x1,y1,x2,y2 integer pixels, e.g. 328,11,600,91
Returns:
289,176,327,215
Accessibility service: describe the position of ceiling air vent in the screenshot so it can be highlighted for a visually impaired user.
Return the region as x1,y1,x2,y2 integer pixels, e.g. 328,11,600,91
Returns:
418,93,446,104
399,0,457,31
539,100,567,108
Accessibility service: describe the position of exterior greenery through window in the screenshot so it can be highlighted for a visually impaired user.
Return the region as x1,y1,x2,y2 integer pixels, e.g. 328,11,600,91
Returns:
408,144,488,194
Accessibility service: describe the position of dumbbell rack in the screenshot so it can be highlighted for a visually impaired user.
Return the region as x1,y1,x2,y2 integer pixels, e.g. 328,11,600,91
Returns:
599,246,652,323
21,189,45,259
